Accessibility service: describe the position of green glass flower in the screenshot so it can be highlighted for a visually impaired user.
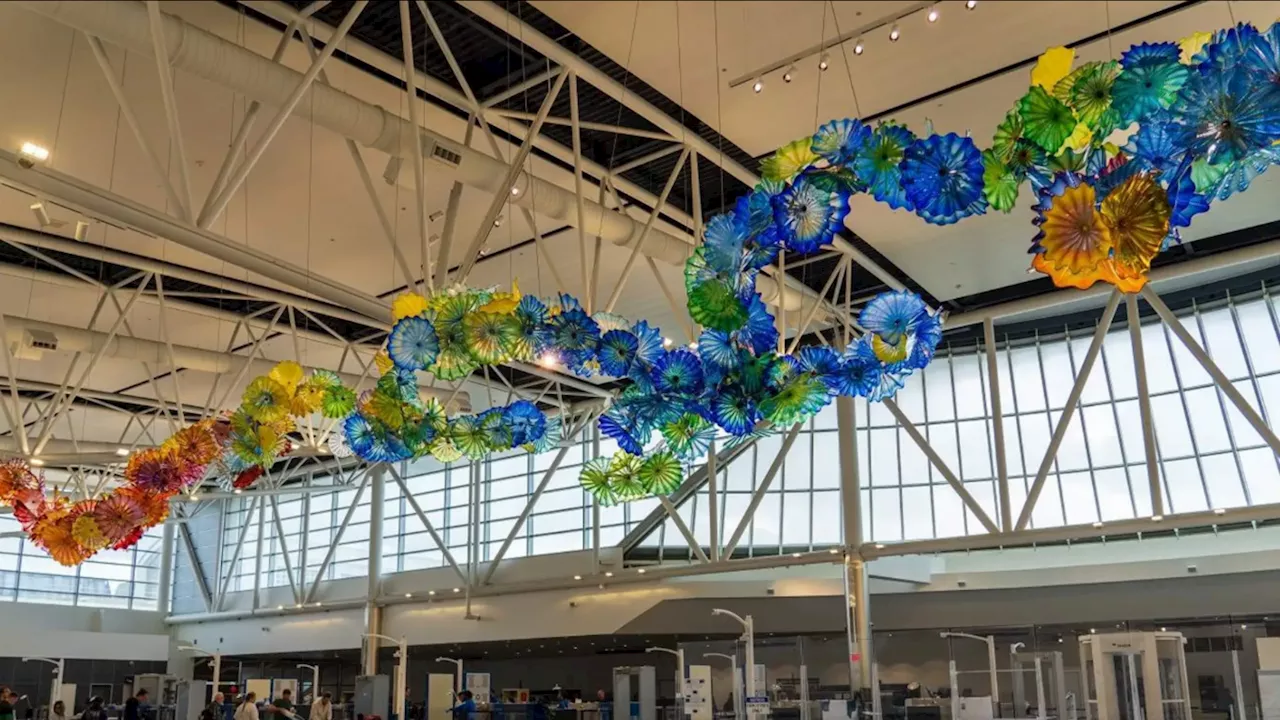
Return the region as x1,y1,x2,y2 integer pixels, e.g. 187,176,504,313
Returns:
1067,61,1120,132
1018,86,1078,153
320,385,356,419
463,311,517,366
638,451,683,496
608,452,646,501
579,456,617,506
982,150,1020,213
688,279,748,332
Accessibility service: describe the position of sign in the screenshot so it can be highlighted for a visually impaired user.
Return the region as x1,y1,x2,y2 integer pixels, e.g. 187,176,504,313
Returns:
850,654,861,662
746,697,770,718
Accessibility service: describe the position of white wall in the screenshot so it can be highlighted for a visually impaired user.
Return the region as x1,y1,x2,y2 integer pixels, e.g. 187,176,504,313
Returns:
0,602,168,660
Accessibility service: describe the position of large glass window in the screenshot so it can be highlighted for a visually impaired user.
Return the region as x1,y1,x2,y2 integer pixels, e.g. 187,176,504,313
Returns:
0,510,163,610
640,288,1280,554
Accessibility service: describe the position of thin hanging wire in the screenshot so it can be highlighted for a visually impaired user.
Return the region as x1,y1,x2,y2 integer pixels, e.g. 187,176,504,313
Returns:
813,2,829,133
826,0,863,119
1104,1,1115,61
712,1,726,215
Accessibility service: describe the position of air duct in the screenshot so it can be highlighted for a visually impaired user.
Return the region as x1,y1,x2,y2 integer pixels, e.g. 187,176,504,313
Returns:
2,315,470,412
14,0,813,314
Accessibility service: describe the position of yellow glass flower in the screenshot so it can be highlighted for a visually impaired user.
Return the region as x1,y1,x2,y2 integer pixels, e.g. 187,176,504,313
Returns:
374,349,394,375
871,334,910,364
1061,122,1094,154
269,360,305,394
1031,47,1075,91
1178,31,1212,64
1100,172,1170,285
1039,183,1112,275
392,292,430,320
72,513,110,551
291,383,326,416
478,278,522,315
761,137,819,182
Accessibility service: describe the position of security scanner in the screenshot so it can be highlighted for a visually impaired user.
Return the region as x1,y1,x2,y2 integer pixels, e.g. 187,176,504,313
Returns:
1078,632,1190,720
355,675,392,720
1010,648,1067,720
613,666,657,720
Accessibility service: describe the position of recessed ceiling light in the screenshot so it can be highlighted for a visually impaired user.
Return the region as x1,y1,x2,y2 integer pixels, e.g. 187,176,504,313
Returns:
452,587,460,593
30,458,45,467
510,186,520,196
637,568,646,574
405,593,413,598
966,0,977,9
573,575,582,580
428,590,436,596
605,571,613,577
115,447,130,456
233,488,243,494
277,605,284,610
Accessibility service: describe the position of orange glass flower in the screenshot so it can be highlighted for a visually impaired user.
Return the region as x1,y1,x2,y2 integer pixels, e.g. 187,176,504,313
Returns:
1038,183,1113,276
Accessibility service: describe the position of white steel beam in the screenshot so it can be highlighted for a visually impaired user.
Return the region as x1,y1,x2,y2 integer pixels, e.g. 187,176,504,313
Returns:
658,495,710,564
1127,294,1164,518
722,423,804,558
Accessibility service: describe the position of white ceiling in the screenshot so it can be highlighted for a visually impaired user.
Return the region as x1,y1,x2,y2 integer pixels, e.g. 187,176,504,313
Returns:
532,0,1280,300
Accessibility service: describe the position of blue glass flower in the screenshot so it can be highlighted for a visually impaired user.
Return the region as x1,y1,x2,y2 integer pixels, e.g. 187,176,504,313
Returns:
387,316,439,371
1120,41,1180,69
713,388,760,436
859,290,926,346
503,400,546,447
833,338,882,397
771,174,851,255
703,212,747,275
1093,155,1142,202
1193,150,1277,202
1243,22,1279,84
548,308,600,355
798,345,842,391
344,412,409,463
900,133,988,225
478,407,514,450
630,320,665,370
1198,23,1265,71
697,329,739,369
343,413,375,458
812,118,871,166
1166,160,1211,228
652,349,705,396
737,294,778,355
906,312,943,371
600,407,646,456
598,329,640,377
869,368,909,402
855,123,916,211
1112,62,1189,124
742,225,782,271
513,295,553,356
735,182,784,236
1125,118,1184,178
1170,64,1280,165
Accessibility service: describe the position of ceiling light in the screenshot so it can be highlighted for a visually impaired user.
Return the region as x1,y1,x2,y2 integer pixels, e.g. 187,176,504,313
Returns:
429,210,444,222
115,447,130,456
605,571,614,577
573,575,582,580
493,215,504,228
1214,508,1226,515
233,488,243,495
889,23,901,41
792,553,802,558
1242,624,1249,629
782,65,796,83
818,52,830,71
927,6,939,22
540,352,558,368
452,587,460,593
1161,627,1167,632
688,342,699,350
828,548,839,554
29,458,44,467
510,186,521,196
428,590,436,596
1152,515,1164,522
74,221,89,241
663,337,673,347
314,602,322,607
405,593,413,598
189,494,201,502
966,0,977,9
874,543,885,550
854,37,865,55
637,568,646,574
752,77,764,94
19,142,49,163
1092,521,1104,528
277,605,284,610
30,202,51,228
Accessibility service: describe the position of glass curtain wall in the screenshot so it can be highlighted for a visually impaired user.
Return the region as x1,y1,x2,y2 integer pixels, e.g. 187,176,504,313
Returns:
641,287,1280,556
220,431,659,593
0,512,164,609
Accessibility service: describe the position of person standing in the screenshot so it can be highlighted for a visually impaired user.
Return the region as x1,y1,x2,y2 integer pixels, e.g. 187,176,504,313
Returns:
80,698,108,720
310,694,332,720
51,701,67,720
201,693,225,720
0,689,14,720
449,692,474,720
124,690,148,720
265,689,293,720
234,694,259,720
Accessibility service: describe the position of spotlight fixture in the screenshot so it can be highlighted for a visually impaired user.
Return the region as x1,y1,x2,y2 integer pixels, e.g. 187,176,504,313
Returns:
604,571,614,577
818,52,830,71
782,65,796,83
19,142,49,162
233,488,243,495
115,447,130,457
452,587,460,593
493,215,504,228
510,186,521,196
752,77,764,93
573,575,582,580
30,202,51,228
429,210,444,222
890,23,901,41
927,5,939,22
405,593,413,598
966,0,977,8
74,221,89,241
854,37,865,55
428,590,436,596
637,568,646,574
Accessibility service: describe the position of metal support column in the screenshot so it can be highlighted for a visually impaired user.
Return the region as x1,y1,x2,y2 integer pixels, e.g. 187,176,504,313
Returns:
156,521,175,613
363,464,386,676
837,395,873,705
